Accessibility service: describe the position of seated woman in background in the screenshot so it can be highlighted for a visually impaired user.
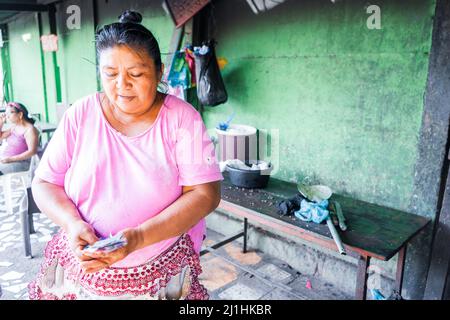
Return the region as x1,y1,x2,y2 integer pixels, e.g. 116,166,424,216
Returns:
0,102,39,175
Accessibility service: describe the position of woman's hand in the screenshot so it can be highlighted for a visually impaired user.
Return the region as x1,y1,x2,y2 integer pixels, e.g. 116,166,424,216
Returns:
0,157,13,163
66,220,100,263
80,227,143,274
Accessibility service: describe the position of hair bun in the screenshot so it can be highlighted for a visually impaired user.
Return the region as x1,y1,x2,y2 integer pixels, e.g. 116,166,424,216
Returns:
118,10,142,24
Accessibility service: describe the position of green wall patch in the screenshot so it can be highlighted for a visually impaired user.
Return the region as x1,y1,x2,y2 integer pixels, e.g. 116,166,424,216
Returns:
203,0,435,213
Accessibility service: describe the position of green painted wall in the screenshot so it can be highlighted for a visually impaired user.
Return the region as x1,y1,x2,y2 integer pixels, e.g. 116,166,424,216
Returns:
56,0,97,106
40,13,57,123
8,13,46,116
203,0,435,214
95,0,174,90
0,25,13,103
3,13,61,124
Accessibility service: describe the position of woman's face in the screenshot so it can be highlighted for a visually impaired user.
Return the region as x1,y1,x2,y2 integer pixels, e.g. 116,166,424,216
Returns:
99,45,163,114
6,106,21,124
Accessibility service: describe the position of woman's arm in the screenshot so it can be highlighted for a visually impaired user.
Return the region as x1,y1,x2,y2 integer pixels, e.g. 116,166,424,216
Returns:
32,177,83,230
135,181,221,250
31,177,100,261
82,181,221,273
0,113,10,140
5,127,39,161
0,129,11,141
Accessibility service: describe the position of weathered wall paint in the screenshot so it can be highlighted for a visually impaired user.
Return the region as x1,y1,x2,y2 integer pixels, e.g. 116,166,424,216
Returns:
55,0,97,106
203,0,435,215
410,0,450,300
8,13,46,116
199,0,437,299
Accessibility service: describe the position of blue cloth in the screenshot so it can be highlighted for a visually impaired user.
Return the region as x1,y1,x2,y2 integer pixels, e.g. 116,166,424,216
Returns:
370,289,386,300
294,199,329,224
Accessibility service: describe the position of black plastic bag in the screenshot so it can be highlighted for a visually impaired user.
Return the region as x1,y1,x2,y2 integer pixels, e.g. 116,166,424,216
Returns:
194,40,228,106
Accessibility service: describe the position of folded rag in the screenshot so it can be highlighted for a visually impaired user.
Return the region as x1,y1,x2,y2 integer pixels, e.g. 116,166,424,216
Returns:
294,199,329,224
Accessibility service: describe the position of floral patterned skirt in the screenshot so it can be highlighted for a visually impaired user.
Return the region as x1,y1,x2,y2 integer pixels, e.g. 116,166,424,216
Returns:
28,231,209,300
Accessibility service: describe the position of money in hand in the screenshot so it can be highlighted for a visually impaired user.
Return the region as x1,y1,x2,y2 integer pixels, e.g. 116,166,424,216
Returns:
82,232,128,254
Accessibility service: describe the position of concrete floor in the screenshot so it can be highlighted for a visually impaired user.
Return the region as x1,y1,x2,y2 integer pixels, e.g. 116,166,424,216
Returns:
0,194,350,300
200,228,351,300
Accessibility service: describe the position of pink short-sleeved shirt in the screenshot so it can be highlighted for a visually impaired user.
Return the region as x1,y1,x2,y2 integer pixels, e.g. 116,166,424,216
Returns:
35,93,223,267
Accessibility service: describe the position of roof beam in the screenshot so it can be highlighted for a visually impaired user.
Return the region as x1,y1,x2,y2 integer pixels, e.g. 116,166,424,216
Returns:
0,3,49,12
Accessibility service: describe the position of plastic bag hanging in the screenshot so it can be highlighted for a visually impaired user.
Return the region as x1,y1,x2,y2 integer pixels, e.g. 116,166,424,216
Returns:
194,40,228,107
167,49,191,90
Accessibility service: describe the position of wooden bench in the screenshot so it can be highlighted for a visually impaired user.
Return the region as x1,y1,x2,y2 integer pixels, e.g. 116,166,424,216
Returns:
203,173,431,300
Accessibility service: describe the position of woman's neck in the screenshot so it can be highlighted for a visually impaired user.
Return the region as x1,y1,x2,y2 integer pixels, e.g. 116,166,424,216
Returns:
111,100,156,125
100,92,164,136
13,120,27,128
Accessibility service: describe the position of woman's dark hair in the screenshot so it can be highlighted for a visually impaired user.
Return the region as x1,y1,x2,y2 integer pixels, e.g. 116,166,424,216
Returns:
95,10,162,72
7,102,36,125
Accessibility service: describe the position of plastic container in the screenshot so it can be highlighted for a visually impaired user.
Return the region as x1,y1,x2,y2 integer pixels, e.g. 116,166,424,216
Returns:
215,124,257,164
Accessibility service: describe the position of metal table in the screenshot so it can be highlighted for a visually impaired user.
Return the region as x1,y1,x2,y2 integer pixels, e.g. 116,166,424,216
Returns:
35,121,57,142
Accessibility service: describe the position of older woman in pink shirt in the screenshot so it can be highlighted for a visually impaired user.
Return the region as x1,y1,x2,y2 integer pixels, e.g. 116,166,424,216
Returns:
0,102,39,174
28,10,222,300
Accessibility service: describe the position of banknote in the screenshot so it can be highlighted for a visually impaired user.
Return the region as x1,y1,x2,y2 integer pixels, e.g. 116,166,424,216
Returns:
82,232,128,254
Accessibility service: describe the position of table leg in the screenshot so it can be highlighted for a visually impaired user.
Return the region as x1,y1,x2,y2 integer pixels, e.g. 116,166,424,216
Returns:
355,255,370,300
243,218,248,253
200,231,245,256
395,246,407,295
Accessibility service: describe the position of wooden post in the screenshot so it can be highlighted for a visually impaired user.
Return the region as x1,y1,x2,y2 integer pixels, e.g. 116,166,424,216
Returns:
355,255,370,300
424,145,450,299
